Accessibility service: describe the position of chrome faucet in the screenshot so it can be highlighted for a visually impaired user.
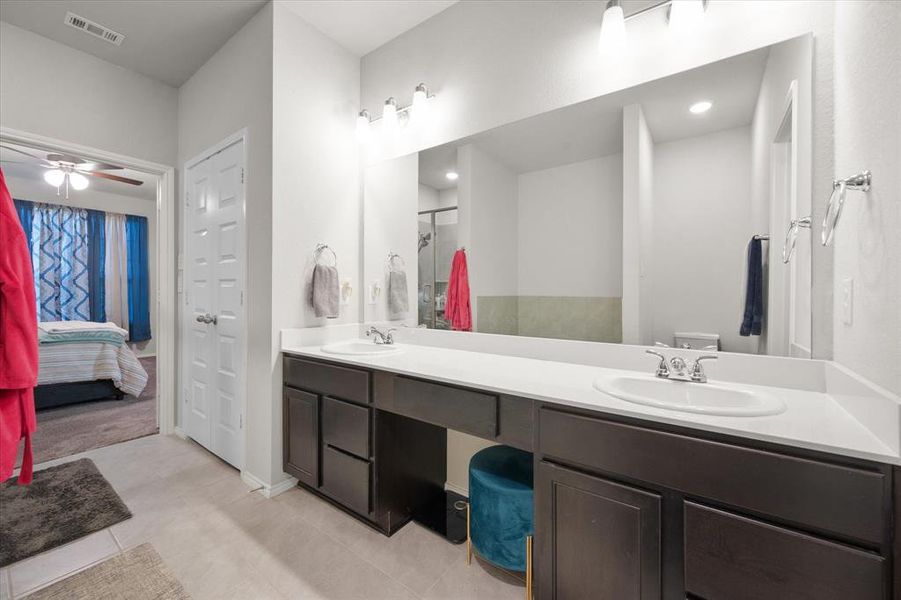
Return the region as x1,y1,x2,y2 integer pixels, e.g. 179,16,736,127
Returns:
645,349,717,383
365,326,396,345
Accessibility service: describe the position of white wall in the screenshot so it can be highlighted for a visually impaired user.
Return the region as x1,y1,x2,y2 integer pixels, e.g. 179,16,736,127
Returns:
832,0,901,396
459,144,519,303
0,22,177,166
364,154,418,324
270,1,361,485
517,155,623,297
652,126,754,353
177,2,274,483
622,104,655,345
6,175,159,356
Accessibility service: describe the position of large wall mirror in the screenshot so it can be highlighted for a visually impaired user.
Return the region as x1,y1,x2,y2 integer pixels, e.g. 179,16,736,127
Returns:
364,34,813,358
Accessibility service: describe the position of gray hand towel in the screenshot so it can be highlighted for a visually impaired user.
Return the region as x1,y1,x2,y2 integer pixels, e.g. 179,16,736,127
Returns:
387,270,409,320
312,264,340,318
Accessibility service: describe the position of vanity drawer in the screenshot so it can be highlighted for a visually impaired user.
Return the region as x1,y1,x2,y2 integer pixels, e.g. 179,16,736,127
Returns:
322,396,371,459
538,408,886,544
321,445,371,516
684,502,884,600
382,376,498,439
284,356,370,404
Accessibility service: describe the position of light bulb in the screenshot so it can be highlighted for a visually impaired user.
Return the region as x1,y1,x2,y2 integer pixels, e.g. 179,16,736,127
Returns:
356,110,371,142
445,171,459,181
689,100,712,114
668,0,705,32
411,83,430,124
44,169,65,187
382,97,398,131
599,0,626,54
69,171,89,190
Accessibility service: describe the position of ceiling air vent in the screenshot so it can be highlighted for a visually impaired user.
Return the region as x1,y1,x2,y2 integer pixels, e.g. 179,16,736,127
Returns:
64,12,125,46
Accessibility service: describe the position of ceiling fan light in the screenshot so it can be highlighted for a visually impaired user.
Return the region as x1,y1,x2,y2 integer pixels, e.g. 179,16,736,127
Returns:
43,169,65,187
69,171,89,190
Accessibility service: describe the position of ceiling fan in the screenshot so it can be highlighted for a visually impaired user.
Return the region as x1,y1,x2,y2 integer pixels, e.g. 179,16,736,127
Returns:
0,144,143,198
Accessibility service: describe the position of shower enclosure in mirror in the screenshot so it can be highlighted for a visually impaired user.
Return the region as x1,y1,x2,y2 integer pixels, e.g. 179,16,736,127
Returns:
418,205,458,328
363,34,815,358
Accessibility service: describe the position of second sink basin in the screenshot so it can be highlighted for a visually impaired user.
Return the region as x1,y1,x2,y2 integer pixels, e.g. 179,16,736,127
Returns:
321,341,402,356
593,372,786,417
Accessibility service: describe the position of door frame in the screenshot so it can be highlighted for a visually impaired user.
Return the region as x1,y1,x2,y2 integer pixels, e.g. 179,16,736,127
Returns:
180,129,248,469
0,126,177,435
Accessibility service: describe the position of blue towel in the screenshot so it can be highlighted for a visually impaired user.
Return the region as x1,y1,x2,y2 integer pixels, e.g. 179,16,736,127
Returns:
740,238,764,336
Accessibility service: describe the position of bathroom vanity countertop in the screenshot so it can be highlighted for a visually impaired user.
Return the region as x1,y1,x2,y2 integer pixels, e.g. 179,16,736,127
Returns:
281,341,900,466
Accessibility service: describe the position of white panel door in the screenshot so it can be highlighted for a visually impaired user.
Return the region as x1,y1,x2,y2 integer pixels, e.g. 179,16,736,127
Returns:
185,138,245,469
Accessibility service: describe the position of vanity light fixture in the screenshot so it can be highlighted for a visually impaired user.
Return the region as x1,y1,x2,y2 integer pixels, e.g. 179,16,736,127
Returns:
599,0,626,54
689,100,713,114
356,83,436,141
356,110,371,141
598,0,708,52
667,0,707,31
382,97,399,131
445,171,459,181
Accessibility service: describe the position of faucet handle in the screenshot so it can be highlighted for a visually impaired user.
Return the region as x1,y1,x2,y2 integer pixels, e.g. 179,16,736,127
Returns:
645,349,670,378
690,355,718,382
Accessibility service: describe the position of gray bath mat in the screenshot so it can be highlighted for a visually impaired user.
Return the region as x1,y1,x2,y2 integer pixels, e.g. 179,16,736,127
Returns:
0,458,132,567
24,543,190,600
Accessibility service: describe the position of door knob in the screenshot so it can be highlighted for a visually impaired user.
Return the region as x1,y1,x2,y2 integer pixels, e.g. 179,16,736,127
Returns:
195,313,218,325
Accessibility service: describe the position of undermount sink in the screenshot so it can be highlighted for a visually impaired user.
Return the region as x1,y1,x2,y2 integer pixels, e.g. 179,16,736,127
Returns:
593,372,786,417
320,341,402,356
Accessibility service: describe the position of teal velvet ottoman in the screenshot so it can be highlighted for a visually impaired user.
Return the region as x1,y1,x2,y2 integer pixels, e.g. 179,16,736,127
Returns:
467,445,534,598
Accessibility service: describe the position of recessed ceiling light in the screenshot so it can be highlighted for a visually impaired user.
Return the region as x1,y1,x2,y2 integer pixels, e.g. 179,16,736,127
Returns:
445,171,459,181
689,101,713,114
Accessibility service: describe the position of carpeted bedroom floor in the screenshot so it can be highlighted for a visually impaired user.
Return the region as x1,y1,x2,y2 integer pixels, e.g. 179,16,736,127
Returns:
17,356,158,467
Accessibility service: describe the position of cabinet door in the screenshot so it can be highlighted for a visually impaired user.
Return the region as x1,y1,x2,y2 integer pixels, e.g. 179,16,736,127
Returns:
283,387,319,487
536,461,661,600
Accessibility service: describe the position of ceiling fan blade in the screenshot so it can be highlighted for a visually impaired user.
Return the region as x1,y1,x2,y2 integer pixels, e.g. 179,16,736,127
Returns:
76,161,124,172
0,144,56,167
85,171,144,186
46,152,85,164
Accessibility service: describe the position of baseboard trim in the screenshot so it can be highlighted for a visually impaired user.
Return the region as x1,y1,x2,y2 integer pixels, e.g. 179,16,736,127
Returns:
445,481,469,498
173,426,187,440
240,471,298,498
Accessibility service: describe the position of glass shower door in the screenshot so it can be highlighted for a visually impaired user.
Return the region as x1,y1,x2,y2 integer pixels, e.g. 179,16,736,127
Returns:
418,207,458,329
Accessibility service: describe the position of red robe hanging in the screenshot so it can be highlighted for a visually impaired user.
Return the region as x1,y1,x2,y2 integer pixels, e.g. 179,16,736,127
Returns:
0,167,38,484
445,249,472,332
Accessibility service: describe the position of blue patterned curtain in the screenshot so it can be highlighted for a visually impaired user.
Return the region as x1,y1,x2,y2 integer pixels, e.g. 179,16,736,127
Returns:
86,209,106,322
33,203,91,321
13,199,33,255
126,215,151,342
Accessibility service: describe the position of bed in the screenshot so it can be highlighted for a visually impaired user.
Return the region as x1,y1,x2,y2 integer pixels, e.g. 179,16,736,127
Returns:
35,321,149,410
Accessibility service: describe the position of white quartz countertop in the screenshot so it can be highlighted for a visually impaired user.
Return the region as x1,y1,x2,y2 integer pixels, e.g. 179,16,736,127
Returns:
281,340,900,466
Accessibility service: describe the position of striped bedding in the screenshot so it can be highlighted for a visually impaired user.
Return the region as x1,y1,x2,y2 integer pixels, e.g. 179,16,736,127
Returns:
37,342,148,397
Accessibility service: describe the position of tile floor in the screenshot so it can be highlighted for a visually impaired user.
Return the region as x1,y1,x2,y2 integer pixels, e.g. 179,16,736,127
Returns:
0,434,524,599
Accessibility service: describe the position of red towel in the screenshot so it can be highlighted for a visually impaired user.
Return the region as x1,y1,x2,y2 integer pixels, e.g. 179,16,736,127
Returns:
445,249,472,332
0,168,38,484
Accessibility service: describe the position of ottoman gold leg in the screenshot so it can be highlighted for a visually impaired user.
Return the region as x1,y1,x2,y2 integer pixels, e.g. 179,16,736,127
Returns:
466,502,472,566
526,535,533,600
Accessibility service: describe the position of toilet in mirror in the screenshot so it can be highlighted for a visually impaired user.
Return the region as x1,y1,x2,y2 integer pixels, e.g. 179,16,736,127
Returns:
364,34,815,358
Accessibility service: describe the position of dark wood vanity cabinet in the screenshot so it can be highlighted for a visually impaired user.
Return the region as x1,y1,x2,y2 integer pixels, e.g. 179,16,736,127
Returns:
535,461,661,600
283,354,896,599
282,387,318,487
536,404,893,600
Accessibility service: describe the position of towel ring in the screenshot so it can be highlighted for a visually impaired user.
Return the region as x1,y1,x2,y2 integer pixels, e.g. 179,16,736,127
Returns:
822,170,871,246
387,252,405,271
782,215,811,264
314,243,337,267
